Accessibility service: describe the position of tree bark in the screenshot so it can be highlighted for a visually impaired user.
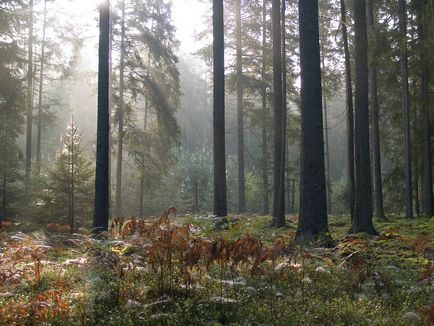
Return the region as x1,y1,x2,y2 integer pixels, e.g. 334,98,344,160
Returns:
93,0,111,234
367,0,386,219
340,0,355,219
261,0,269,215
399,0,413,219
115,0,125,217
36,0,47,177
351,0,376,235
296,0,329,240
213,0,227,217
320,51,332,215
272,0,285,227
278,0,287,222
235,0,245,212
26,0,34,181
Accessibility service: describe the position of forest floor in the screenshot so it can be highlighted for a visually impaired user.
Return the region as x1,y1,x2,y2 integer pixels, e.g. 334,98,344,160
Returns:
0,213,433,325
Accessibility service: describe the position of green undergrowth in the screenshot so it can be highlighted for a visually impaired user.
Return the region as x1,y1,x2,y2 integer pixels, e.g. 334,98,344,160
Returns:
0,214,433,325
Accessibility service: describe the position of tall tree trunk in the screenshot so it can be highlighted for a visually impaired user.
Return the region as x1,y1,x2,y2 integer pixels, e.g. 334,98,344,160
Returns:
139,100,148,218
286,139,291,214
93,0,111,234
413,82,420,216
418,14,434,216
235,0,245,212
367,0,386,220
36,0,47,177
115,0,125,217
213,0,227,217
261,0,269,215
26,0,34,181
70,122,75,233
340,0,355,219
320,51,332,215
351,0,376,234
272,0,285,227
296,0,329,240
279,0,287,221
421,72,433,216
399,0,413,218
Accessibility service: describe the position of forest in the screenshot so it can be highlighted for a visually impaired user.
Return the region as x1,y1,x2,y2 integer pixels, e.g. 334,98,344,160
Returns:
0,0,433,324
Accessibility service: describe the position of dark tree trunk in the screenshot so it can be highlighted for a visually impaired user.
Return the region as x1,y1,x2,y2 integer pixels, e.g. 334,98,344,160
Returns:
261,0,269,215
213,0,227,217
340,0,355,219
367,0,386,220
351,0,376,235
139,176,144,218
399,0,413,219
413,85,420,216
320,52,332,215
291,179,296,214
421,71,433,216
418,16,433,216
36,0,47,177
26,0,34,181
272,0,285,227
235,0,245,212
279,0,287,221
296,0,329,240
115,0,125,218
93,0,111,234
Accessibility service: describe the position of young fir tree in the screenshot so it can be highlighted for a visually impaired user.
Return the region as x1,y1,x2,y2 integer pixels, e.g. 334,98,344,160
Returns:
48,119,93,233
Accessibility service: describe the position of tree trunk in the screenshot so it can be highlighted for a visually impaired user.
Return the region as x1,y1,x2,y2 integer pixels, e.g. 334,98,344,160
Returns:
93,0,111,234
291,179,296,214
139,176,144,217
36,0,47,177
340,0,355,219
26,0,34,181
115,0,125,218
213,0,227,217
70,122,75,233
194,178,199,213
278,0,287,222
296,0,329,240
351,0,376,235
261,0,269,215
421,71,433,216
1,149,6,228
235,0,245,212
320,51,332,215
413,83,420,217
367,0,386,220
272,0,285,227
399,0,413,219
417,16,434,216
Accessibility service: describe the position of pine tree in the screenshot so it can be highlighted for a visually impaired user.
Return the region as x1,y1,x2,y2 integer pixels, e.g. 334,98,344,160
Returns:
0,0,25,227
296,0,329,242
351,0,377,234
93,0,111,233
213,0,227,217
48,119,93,232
